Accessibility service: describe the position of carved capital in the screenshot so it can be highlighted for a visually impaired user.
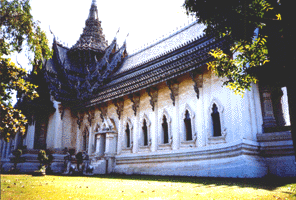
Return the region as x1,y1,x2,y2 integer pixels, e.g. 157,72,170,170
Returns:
112,98,124,119
259,85,277,129
58,103,65,119
87,108,95,127
166,80,179,106
190,71,203,99
128,93,140,116
75,112,83,130
98,103,108,121
146,87,158,111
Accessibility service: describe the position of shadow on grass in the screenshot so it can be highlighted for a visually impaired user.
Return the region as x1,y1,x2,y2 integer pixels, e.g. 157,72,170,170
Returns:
51,173,296,191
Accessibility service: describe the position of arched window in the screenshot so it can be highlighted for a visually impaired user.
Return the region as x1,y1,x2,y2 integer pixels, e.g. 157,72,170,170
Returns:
125,123,131,148
142,119,148,146
162,115,169,144
211,104,222,137
184,110,192,140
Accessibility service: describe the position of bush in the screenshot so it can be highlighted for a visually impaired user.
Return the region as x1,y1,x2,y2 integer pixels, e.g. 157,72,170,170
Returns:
11,149,23,173
37,150,48,167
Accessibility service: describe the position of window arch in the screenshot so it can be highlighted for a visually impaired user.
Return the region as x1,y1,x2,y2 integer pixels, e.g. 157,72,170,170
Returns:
139,114,151,151
142,120,148,146
211,104,222,137
162,115,169,144
123,118,133,150
158,109,172,147
184,110,193,140
125,123,131,148
181,104,197,144
207,98,227,144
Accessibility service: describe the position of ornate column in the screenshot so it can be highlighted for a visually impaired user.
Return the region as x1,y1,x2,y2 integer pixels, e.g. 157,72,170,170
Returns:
87,110,95,154
260,85,277,131
166,80,180,150
53,101,63,149
128,93,140,153
271,87,285,126
26,122,35,149
248,83,260,139
75,112,83,153
147,87,158,152
113,98,124,155
242,89,254,140
190,71,204,147
117,117,123,155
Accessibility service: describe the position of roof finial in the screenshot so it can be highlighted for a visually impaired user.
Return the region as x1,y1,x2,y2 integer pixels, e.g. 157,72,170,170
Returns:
89,0,98,19
116,28,120,36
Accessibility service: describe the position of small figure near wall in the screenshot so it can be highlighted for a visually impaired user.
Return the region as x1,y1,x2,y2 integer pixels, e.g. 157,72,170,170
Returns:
63,150,93,175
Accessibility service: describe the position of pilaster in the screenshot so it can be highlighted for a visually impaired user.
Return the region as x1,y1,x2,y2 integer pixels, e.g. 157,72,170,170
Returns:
253,83,264,134
26,123,35,149
166,80,180,150
242,90,254,141
53,101,63,149
117,116,123,155
260,85,277,131
133,108,140,154
152,93,158,152
249,83,260,139
87,126,93,154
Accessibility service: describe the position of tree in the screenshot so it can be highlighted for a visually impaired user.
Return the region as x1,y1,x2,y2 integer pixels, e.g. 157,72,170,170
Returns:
183,0,296,156
0,0,52,142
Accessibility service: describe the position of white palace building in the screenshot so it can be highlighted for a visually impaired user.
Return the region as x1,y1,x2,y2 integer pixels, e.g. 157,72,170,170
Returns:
1,0,295,178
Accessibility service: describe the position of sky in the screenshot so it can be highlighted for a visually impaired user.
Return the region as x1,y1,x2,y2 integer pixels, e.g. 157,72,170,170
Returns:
30,0,195,56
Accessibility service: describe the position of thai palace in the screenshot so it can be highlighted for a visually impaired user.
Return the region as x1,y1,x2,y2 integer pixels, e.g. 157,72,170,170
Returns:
1,0,295,178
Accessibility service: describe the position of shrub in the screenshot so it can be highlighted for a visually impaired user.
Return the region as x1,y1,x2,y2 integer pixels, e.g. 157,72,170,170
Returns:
11,149,23,173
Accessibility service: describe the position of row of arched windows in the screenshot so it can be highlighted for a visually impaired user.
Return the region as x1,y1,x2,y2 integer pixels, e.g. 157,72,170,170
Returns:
124,103,222,148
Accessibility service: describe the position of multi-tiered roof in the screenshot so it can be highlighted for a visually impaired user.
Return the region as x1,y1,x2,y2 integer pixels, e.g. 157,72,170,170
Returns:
44,0,127,104
43,0,228,108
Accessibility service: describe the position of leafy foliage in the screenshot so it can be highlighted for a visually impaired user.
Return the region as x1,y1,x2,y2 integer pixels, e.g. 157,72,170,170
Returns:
0,0,52,141
183,0,282,96
37,149,53,173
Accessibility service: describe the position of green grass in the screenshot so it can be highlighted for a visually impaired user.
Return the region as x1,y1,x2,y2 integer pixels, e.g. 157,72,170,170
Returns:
1,174,296,200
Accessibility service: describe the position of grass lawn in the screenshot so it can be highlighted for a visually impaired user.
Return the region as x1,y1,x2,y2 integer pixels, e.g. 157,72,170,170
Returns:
1,174,296,200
